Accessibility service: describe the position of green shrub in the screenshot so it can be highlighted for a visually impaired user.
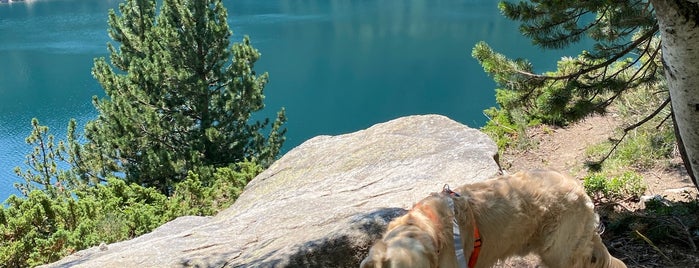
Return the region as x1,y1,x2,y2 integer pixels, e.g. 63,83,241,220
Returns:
0,161,262,267
165,161,262,218
481,106,535,152
0,179,167,266
1,116,266,266
583,171,647,201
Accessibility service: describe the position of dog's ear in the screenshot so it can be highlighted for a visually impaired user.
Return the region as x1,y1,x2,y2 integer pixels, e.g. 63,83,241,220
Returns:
360,240,387,268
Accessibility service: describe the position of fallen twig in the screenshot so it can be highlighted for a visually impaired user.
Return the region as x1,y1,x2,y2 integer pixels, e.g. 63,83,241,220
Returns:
635,230,672,263
673,216,697,252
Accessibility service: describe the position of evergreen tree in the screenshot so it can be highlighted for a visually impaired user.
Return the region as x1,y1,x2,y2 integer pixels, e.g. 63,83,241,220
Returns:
86,0,286,193
474,1,699,188
2,119,264,266
13,119,78,198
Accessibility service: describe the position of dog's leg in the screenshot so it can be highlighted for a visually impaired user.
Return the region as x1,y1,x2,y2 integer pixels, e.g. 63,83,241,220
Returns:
590,233,627,268
537,206,597,267
546,233,627,268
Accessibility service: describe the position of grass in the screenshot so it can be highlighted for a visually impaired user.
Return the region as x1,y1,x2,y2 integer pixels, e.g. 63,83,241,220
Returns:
584,124,675,171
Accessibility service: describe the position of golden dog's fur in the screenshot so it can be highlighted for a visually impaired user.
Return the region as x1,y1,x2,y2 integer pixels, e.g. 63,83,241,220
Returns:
360,169,627,268
360,193,458,268
451,169,626,268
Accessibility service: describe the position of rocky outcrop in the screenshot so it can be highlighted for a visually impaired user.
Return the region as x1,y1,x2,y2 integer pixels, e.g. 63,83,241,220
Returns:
42,114,500,268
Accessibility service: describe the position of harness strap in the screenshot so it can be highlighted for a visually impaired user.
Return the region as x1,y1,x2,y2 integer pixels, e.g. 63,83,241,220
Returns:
443,185,482,268
467,210,482,268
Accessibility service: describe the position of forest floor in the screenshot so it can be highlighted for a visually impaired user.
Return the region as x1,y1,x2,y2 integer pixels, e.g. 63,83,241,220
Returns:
494,112,699,267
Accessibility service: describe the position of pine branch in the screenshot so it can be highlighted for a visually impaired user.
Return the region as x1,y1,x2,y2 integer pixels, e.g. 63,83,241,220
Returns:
590,97,670,166
531,7,606,49
514,25,659,81
596,38,661,109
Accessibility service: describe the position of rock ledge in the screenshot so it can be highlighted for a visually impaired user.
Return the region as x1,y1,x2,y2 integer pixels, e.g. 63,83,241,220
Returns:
43,114,500,268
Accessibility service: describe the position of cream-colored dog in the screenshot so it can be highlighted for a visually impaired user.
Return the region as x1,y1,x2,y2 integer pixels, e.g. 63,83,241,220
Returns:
360,193,458,268
450,169,627,268
361,169,626,268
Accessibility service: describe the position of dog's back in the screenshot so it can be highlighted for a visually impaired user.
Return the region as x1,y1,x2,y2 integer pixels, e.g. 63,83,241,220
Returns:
452,169,626,268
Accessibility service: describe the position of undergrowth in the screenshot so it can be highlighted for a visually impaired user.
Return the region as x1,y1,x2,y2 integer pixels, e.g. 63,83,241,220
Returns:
483,75,699,266
583,171,646,202
582,87,699,266
0,161,262,267
598,198,699,267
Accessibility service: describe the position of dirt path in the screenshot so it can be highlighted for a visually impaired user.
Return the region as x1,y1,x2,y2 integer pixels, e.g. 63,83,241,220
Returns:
501,114,620,177
501,113,697,202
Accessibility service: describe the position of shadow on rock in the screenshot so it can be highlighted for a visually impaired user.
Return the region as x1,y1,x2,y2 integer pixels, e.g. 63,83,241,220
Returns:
236,207,406,268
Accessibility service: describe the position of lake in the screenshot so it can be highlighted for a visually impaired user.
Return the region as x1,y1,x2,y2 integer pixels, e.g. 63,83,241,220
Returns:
0,0,589,200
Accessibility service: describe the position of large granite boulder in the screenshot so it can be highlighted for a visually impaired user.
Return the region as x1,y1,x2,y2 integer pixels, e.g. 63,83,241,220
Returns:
42,114,500,268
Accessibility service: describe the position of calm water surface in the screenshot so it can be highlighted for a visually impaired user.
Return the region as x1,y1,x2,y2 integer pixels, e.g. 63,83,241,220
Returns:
0,0,588,200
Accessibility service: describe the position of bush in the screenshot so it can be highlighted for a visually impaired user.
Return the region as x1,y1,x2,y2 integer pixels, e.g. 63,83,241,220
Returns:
0,161,262,267
164,161,262,218
0,179,167,266
583,171,647,201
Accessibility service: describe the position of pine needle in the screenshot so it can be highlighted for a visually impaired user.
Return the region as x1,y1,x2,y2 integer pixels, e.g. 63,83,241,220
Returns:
634,230,671,262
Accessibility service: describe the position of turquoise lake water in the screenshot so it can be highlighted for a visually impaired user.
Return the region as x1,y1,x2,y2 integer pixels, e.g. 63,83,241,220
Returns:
0,0,590,200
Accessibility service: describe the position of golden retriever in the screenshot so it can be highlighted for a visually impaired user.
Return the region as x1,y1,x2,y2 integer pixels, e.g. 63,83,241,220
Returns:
360,169,626,268
450,169,627,268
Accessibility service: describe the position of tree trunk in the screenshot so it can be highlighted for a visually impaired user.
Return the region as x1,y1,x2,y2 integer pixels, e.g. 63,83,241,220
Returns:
651,0,699,188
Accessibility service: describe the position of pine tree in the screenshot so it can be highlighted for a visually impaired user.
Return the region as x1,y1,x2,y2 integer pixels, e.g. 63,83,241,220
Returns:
474,0,699,188
86,0,286,194
13,119,78,198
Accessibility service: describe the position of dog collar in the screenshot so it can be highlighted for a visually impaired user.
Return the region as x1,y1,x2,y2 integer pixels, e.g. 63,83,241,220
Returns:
442,185,482,268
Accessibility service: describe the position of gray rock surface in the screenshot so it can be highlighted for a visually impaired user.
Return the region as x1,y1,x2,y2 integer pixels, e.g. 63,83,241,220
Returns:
42,114,500,268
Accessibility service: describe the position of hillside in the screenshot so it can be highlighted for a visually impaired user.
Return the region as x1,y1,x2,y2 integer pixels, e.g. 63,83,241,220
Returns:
499,112,699,267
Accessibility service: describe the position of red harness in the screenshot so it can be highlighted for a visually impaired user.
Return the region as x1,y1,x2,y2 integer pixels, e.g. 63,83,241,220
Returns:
467,210,482,268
